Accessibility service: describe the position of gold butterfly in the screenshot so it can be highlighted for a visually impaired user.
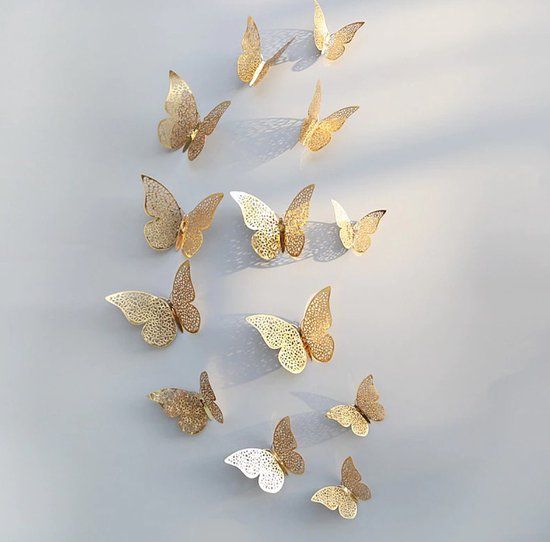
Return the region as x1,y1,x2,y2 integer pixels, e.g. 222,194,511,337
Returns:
230,184,315,260
311,456,371,519
326,375,385,437
149,371,223,435
105,260,200,348
224,416,305,493
141,175,223,258
238,16,294,86
313,0,364,60
331,200,386,254
246,286,333,374
299,80,359,151
158,70,231,160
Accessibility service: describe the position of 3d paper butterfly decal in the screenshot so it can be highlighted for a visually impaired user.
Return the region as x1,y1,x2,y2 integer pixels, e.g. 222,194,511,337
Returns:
230,184,315,260
299,81,359,151
105,260,200,348
158,70,231,160
238,16,294,86
141,175,223,258
224,416,305,493
149,371,223,435
246,286,333,374
331,200,386,254
313,0,364,60
311,456,371,519
326,375,385,436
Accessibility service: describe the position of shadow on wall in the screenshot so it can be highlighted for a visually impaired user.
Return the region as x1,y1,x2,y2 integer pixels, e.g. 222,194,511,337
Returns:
261,29,320,72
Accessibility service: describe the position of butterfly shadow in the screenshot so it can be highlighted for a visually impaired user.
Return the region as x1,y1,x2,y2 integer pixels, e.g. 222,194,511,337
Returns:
262,29,320,72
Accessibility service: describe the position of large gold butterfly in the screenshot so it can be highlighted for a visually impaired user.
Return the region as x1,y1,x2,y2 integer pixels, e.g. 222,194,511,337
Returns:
230,184,315,260
149,371,223,435
158,70,231,160
326,375,385,437
246,286,333,374
313,0,364,60
238,16,294,87
224,416,305,493
331,200,386,254
311,456,371,519
299,80,359,151
141,175,223,258
105,260,200,348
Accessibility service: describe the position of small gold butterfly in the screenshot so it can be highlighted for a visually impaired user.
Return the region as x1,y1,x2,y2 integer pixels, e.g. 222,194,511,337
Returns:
141,175,223,258
313,0,364,60
246,286,333,374
326,375,385,437
225,416,305,493
105,260,200,348
238,16,294,86
158,70,231,160
230,185,315,260
149,371,223,435
299,80,359,151
331,200,386,254
311,456,371,519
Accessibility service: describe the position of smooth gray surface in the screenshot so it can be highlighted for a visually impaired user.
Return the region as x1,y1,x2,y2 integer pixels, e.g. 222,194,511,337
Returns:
1,0,549,540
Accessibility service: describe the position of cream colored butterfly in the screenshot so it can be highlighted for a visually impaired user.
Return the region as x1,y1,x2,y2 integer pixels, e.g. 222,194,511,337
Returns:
313,0,364,60
246,286,333,374
225,416,305,493
326,375,385,437
331,200,386,254
238,16,294,86
299,80,359,151
230,185,315,260
311,456,371,519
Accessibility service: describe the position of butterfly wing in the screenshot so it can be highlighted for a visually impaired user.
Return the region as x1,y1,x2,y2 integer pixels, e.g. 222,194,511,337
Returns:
186,101,231,161
246,315,308,374
331,199,355,250
313,0,330,52
105,291,177,347
305,106,359,151
199,371,224,423
178,193,224,258
158,70,199,150
252,37,294,85
352,210,386,253
148,388,208,434
299,80,321,145
283,184,315,257
230,191,281,260
300,286,334,362
311,486,357,519
238,16,264,84
342,456,371,501
272,416,305,475
326,404,369,436
225,448,285,493
325,22,364,60
170,260,200,333
356,374,385,422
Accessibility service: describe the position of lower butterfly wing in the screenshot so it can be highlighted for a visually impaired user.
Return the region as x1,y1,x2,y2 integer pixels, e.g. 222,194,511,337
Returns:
272,416,305,475
299,80,321,144
170,260,200,333
186,101,231,161
300,287,334,362
311,486,357,519
105,291,177,347
326,405,369,436
238,16,264,84
199,371,224,424
230,191,281,260
342,456,371,501
313,0,329,52
283,184,315,257
225,448,285,493
246,315,308,374
305,106,359,151
356,374,385,422
325,22,364,60
331,199,355,250
179,192,224,257
352,210,386,253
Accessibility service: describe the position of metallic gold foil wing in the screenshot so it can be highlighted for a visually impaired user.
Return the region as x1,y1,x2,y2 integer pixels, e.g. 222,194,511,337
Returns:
246,315,308,374
177,193,224,258
158,70,199,150
230,191,281,260
352,210,386,253
225,448,286,493
300,286,334,362
272,416,305,475
283,184,315,257
199,371,224,424
311,485,357,519
313,0,329,52
105,291,177,348
299,80,321,145
326,404,369,436
142,175,182,250
187,101,231,161
305,105,359,151
325,22,364,60
238,16,264,85
342,456,371,501
356,374,385,422
170,260,200,333
331,199,355,250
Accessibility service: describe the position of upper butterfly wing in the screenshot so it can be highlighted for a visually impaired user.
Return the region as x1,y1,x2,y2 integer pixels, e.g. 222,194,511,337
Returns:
306,106,359,151
199,371,224,423
342,456,371,501
356,374,385,422
325,22,364,60
313,0,329,51
300,286,334,362
149,387,186,417
105,291,177,347
246,315,308,374
299,80,321,144
170,260,200,333
238,16,263,84
230,191,281,260
326,404,369,436
142,175,182,250
283,184,315,257
225,448,285,493
272,416,305,475
311,485,357,519
331,199,354,250
148,388,208,434
352,210,386,253
253,37,294,86
186,101,231,161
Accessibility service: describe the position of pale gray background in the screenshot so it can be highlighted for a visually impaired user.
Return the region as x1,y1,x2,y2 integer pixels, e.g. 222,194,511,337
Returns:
1,0,549,540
